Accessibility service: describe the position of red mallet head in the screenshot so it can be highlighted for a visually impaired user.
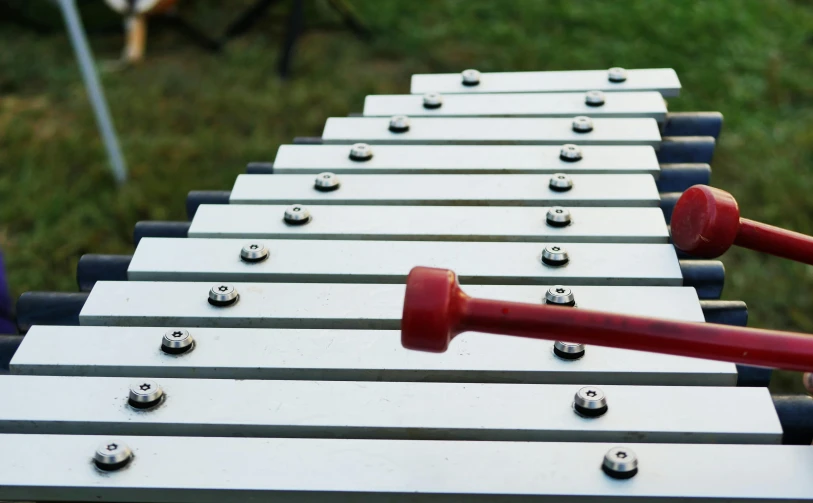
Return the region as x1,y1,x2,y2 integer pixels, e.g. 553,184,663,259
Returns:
401,266,467,352
670,185,740,258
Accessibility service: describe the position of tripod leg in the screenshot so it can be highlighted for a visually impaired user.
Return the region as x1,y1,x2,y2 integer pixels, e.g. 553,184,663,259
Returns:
325,0,371,40
278,0,304,78
223,0,279,40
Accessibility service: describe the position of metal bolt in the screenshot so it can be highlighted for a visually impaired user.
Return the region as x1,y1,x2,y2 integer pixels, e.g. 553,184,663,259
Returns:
283,204,311,226
549,173,573,192
208,284,239,307
608,67,628,83
161,329,194,355
389,115,411,133
545,285,576,306
546,207,572,228
93,441,133,471
553,341,585,360
128,379,164,409
241,242,269,263
541,245,569,266
422,92,444,109
559,144,583,162
461,69,481,86
572,116,594,133
314,172,341,192
574,386,608,418
585,90,606,107
602,447,638,479
349,143,373,162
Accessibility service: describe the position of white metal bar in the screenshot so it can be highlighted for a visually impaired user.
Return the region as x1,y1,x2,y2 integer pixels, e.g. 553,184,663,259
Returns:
363,92,668,121
321,117,662,146
188,205,670,243
229,174,660,207
0,376,780,443
79,282,705,329
272,144,661,176
410,68,682,97
128,239,682,286
0,435,810,502
11,326,739,386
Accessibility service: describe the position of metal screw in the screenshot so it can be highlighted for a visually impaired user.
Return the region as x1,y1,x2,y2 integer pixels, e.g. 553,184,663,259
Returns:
422,92,443,109
608,67,628,83
314,172,341,192
553,341,585,360
349,143,373,162
549,173,573,192
545,285,576,306
572,116,594,133
93,441,133,471
161,329,194,355
128,379,163,409
585,90,606,107
546,207,572,228
541,245,569,266
461,69,481,86
208,284,239,307
574,386,608,418
283,204,311,226
389,115,411,133
602,447,638,479
241,242,269,263
559,144,583,162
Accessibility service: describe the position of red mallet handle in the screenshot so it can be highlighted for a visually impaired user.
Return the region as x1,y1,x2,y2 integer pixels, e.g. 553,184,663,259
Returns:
671,185,813,263
401,266,813,372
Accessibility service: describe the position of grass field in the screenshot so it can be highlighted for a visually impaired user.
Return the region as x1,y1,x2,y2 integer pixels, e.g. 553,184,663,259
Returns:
1,0,812,392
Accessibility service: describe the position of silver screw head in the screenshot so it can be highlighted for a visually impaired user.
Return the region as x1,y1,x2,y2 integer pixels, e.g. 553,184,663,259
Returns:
608,67,628,83
283,204,311,225
349,143,373,162
553,341,585,360
94,440,133,471
162,329,194,355
461,68,481,86
128,379,163,409
545,285,575,306
549,173,573,192
389,115,411,133
541,245,569,266
241,242,269,263
422,92,444,109
208,284,239,307
585,90,606,107
546,206,572,227
559,144,583,162
574,386,608,417
572,115,594,133
602,447,638,479
314,172,341,192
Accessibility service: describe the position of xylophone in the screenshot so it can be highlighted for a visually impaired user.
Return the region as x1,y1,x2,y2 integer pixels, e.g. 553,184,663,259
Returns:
5,67,813,501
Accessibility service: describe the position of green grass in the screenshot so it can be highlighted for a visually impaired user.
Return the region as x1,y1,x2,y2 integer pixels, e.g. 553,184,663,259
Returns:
1,0,812,392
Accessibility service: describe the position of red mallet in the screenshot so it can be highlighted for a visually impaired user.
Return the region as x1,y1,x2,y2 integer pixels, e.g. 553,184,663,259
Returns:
401,266,813,372
671,185,813,263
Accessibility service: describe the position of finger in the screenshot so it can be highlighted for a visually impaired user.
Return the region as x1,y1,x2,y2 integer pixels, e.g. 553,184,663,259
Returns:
804,373,813,395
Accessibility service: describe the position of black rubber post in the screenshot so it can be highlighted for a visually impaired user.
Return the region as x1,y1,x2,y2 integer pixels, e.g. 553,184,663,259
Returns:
700,300,748,327
656,164,711,193
773,395,813,445
0,335,23,374
293,137,323,144
736,365,773,388
662,112,724,139
660,193,681,225
15,292,89,334
133,221,190,246
246,162,274,174
679,260,724,299
76,254,132,292
656,136,716,164
186,191,231,220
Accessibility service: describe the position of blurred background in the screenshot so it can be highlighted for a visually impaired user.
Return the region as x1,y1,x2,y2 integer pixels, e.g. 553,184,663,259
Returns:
0,0,811,391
